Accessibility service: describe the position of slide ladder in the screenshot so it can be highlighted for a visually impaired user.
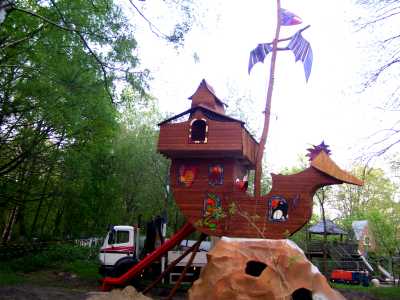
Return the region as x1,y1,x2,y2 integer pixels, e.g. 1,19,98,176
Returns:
100,222,196,291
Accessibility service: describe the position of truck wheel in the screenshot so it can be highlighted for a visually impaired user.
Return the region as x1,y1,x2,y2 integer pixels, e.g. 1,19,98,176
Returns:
111,258,138,278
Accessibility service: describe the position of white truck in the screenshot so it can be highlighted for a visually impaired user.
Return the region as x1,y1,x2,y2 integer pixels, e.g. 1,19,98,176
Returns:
99,224,209,283
99,225,141,277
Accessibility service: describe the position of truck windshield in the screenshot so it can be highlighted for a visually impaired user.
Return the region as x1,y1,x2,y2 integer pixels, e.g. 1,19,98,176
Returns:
108,230,129,245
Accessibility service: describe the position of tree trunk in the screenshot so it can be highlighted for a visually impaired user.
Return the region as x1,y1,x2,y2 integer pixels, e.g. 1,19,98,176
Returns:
52,204,64,238
30,135,63,238
30,170,53,238
319,189,328,276
39,196,55,237
1,206,19,244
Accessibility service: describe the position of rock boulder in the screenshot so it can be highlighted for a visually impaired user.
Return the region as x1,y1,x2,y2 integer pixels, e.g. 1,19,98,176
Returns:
189,237,346,300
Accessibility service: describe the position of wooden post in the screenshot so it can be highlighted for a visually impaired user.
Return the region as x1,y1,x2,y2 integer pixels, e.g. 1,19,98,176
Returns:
254,0,282,197
166,233,207,300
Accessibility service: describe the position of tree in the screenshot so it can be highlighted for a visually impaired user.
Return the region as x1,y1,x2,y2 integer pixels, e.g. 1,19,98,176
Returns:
0,0,148,242
331,166,397,219
315,187,332,275
354,0,400,157
330,165,400,256
112,88,171,225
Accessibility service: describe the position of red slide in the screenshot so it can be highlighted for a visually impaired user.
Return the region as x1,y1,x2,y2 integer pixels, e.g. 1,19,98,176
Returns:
100,222,196,291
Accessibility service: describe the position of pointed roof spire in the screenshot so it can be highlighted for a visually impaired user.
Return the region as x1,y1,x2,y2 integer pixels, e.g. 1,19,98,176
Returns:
189,79,227,115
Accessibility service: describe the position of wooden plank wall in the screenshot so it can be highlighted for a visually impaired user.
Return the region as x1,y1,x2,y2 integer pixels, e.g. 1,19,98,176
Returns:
158,113,258,165
241,128,258,167
172,167,342,239
158,120,242,156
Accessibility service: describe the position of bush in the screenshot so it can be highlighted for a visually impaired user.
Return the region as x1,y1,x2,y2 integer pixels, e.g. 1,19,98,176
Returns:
5,243,98,273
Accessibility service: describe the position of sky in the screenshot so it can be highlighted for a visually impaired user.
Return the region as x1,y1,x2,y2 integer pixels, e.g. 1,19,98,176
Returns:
123,0,399,174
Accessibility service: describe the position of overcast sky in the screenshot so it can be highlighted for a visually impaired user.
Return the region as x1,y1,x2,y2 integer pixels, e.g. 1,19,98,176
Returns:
125,0,398,173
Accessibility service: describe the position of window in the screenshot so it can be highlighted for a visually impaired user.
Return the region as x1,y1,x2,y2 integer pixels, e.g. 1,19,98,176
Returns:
268,196,288,222
202,193,222,230
189,119,208,143
107,231,115,244
109,230,130,244
178,165,198,187
203,193,221,217
208,164,224,186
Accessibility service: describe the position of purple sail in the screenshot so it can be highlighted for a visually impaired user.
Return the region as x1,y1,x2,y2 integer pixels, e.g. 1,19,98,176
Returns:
287,31,313,81
248,43,273,74
280,8,302,26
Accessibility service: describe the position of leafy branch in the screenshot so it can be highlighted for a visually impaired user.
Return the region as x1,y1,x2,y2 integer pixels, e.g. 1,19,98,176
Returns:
12,3,114,103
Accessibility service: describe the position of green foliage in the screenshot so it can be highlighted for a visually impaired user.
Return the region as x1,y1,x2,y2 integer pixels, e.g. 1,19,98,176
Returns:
61,260,100,280
332,283,400,300
289,226,309,249
330,166,400,256
5,243,95,273
110,88,171,225
334,167,397,218
0,243,99,285
0,1,181,242
0,267,25,286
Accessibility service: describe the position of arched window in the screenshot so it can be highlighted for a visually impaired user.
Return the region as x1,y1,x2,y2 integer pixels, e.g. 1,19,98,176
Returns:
189,118,208,143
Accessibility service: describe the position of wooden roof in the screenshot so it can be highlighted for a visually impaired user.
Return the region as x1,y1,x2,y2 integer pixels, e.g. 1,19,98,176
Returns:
158,105,244,126
189,79,228,114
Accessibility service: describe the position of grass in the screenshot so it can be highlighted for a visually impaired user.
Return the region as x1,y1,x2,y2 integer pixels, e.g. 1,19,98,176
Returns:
61,259,100,280
0,243,100,287
332,282,400,300
0,266,26,285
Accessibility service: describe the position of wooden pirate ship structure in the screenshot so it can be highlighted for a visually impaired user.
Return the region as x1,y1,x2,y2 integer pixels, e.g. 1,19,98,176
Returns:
158,79,362,239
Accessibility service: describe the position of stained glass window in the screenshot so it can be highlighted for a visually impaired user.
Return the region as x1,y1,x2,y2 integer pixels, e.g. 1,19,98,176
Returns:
178,165,197,187
268,196,288,222
203,193,221,218
208,164,223,186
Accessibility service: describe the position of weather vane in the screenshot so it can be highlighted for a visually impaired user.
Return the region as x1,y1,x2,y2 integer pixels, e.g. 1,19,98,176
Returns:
248,2,314,197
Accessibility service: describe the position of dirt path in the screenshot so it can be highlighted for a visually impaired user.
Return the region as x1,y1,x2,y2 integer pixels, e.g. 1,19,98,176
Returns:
0,284,188,300
0,270,386,300
0,271,187,300
0,284,89,300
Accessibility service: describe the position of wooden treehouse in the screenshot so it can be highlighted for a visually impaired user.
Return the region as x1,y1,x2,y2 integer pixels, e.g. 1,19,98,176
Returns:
157,79,363,239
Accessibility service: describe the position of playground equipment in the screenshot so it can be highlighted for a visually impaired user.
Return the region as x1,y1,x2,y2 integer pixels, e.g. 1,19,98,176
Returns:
158,80,362,239
99,79,363,296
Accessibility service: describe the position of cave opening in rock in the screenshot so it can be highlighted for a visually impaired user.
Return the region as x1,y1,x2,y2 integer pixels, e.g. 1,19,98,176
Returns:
245,260,267,277
291,288,312,300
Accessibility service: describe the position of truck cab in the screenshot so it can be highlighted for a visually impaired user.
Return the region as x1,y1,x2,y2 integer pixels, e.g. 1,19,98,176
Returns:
99,225,140,277
99,223,209,284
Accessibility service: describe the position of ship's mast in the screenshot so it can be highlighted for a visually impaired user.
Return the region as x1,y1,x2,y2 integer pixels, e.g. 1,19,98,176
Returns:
254,0,282,197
